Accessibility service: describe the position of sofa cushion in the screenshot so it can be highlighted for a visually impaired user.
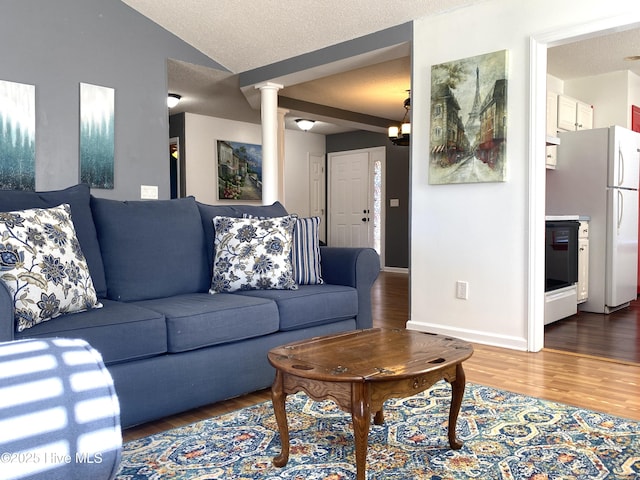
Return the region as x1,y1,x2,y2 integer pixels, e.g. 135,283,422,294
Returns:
210,215,297,293
91,196,210,301
134,293,279,353
14,299,167,365
0,204,102,332
0,184,107,297
197,201,288,271
236,284,358,331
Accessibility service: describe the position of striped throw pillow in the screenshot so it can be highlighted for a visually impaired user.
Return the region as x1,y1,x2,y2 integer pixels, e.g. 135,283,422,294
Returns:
291,216,323,285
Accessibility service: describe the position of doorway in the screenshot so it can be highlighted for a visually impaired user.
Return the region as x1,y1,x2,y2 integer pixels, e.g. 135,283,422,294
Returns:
530,17,640,353
169,137,181,199
327,146,385,266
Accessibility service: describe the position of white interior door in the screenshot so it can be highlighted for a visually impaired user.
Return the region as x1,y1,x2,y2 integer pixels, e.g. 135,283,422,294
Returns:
328,150,372,248
308,153,326,243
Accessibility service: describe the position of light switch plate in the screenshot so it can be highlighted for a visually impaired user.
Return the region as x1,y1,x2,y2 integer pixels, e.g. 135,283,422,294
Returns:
140,185,158,199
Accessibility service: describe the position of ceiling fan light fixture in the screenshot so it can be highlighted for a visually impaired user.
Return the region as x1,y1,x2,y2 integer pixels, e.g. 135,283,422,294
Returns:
167,93,182,108
296,119,315,131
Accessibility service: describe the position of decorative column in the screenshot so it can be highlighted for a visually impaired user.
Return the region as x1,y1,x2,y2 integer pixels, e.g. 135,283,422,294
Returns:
256,82,283,205
277,107,289,202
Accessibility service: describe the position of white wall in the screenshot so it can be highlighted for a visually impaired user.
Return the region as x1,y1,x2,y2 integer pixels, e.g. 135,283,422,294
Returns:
407,0,640,350
547,74,564,95
282,130,326,217
183,112,325,213
565,71,630,128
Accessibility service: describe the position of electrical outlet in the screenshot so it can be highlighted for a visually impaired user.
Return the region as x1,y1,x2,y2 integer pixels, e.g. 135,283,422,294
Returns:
456,280,469,300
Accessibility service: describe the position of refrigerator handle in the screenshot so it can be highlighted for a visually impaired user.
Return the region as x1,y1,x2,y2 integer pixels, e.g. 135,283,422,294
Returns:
617,189,623,234
618,144,624,186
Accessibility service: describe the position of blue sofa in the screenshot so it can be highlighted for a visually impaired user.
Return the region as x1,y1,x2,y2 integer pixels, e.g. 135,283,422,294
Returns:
0,185,380,428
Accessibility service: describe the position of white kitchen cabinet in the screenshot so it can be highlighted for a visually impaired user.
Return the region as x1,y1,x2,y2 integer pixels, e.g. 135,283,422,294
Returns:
545,145,557,169
557,94,593,132
545,92,560,169
575,101,594,130
577,221,589,303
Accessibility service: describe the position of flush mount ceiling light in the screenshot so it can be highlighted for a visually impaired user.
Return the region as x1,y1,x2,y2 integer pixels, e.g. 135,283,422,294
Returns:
167,93,182,108
295,119,315,131
388,91,411,146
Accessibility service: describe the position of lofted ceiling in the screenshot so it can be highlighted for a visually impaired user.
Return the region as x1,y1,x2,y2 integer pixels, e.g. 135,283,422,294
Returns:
121,0,485,74
123,0,640,135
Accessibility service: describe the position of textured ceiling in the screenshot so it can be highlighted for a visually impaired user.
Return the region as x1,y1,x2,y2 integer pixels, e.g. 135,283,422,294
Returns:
122,0,485,73
123,1,640,134
547,27,640,80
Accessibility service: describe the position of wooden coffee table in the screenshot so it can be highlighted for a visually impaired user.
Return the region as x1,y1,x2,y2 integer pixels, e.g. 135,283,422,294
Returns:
267,328,474,480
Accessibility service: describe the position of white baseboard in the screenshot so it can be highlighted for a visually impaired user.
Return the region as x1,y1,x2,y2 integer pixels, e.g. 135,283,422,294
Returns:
382,266,409,274
406,320,528,351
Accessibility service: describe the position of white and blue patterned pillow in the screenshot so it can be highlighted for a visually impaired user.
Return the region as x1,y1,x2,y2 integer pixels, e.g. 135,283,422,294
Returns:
0,204,102,332
241,214,324,285
209,215,297,293
291,216,323,285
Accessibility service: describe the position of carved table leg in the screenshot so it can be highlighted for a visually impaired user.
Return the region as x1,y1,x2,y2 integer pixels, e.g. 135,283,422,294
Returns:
374,408,385,425
271,370,290,467
351,382,371,480
447,362,466,450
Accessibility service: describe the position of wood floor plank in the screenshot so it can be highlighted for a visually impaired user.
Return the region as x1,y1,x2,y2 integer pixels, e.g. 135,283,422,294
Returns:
123,271,640,442
544,300,640,363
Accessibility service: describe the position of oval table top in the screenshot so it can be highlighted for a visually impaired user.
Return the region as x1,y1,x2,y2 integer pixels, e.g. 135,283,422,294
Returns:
268,328,474,383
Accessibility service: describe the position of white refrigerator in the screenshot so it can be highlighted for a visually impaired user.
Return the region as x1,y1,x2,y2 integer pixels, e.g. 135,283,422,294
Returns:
546,125,640,314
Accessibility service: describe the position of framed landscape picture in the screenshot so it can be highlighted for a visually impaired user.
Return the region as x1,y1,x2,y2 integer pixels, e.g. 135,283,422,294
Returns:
216,140,262,201
0,79,35,190
80,82,115,189
429,49,508,184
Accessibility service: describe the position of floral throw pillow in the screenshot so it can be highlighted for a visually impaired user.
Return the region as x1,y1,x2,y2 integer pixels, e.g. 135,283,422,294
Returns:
242,214,324,285
0,204,102,332
209,215,297,293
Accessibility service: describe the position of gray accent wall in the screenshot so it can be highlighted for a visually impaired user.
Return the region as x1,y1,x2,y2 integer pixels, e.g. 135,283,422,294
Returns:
0,0,225,200
327,132,409,269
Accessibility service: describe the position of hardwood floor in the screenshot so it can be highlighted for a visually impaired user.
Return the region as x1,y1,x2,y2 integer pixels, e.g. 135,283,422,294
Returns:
123,271,640,442
544,299,640,364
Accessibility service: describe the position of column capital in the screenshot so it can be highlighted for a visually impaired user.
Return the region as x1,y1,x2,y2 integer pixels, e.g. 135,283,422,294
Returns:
255,81,284,91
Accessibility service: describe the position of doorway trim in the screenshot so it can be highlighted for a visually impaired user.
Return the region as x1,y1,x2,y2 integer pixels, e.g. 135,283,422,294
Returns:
528,14,640,352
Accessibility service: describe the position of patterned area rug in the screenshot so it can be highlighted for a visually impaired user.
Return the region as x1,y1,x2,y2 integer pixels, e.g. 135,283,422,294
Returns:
116,382,639,479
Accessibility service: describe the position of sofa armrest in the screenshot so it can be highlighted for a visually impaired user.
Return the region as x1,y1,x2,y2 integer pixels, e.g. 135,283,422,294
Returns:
0,281,15,342
320,246,380,330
